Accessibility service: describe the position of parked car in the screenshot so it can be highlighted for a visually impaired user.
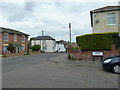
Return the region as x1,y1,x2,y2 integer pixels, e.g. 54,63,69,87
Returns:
102,56,120,74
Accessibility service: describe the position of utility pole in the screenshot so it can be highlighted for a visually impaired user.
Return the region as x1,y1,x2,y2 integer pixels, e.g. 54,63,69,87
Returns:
42,30,44,52
69,23,71,45
42,30,44,36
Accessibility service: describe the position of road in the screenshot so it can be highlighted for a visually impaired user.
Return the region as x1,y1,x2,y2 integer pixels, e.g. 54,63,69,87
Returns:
2,53,119,88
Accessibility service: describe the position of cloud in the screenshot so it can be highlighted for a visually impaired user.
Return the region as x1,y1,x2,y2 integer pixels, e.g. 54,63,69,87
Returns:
0,1,119,42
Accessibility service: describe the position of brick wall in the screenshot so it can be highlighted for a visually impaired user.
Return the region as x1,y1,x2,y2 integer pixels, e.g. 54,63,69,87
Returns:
0,33,2,55
5,51,41,57
68,45,120,60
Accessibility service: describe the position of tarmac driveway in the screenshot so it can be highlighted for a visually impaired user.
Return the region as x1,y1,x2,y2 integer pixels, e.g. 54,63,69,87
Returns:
2,53,119,88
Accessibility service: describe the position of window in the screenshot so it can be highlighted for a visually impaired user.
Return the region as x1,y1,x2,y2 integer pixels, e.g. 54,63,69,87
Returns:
4,33,8,41
43,44,47,50
14,34,17,41
21,35,25,42
21,46,25,51
107,13,116,25
3,46,8,53
34,40,36,45
39,40,41,45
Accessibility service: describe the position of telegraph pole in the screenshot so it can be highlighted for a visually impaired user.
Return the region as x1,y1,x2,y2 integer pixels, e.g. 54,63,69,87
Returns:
42,30,44,52
69,23,71,45
42,30,44,36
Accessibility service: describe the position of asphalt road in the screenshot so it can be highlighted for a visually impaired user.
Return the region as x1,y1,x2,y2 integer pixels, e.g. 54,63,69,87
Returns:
2,53,119,88
2,53,60,73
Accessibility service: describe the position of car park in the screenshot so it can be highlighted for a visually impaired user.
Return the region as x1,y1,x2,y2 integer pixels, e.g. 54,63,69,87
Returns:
102,56,120,74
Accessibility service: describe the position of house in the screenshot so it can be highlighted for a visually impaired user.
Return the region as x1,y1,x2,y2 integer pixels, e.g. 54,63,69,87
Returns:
90,6,120,33
55,40,67,52
30,36,56,52
0,27,29,56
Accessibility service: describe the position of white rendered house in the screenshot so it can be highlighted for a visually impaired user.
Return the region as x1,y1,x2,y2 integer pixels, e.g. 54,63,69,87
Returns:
55,40,67,52
30,36,56,52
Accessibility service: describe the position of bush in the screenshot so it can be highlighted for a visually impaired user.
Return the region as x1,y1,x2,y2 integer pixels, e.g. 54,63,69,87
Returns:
76,32,119,51
68,54,76,60
74,46,80,50
30,45,41,51
113,36,120,49
7,43,15,53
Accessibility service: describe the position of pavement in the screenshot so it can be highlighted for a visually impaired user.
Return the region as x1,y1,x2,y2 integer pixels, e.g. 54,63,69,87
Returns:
50,53,102,68
2,53,119,88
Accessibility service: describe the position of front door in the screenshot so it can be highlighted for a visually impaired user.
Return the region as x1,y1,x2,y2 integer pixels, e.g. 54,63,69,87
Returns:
16,46,21,53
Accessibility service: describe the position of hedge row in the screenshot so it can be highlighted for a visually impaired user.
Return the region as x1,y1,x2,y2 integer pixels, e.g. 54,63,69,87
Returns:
76,32,119,51
113,36,120,48
30,45,41,51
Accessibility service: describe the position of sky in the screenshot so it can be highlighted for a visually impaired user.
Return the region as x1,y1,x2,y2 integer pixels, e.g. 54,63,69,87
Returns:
0,0,119,42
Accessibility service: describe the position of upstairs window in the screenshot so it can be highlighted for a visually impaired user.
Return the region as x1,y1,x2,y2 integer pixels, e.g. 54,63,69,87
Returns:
14,34,17,41
4,33,8,41
21,35,25,42
107,13,116,25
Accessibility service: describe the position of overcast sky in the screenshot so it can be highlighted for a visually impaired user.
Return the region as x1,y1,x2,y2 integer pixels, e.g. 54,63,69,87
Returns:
0,0,119,42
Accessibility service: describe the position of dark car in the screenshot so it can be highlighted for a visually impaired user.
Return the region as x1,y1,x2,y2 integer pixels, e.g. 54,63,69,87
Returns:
102,56,120,74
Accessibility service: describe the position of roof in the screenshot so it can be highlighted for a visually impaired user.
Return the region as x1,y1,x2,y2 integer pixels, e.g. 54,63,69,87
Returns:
31,36,55,40
56,40,68,44
91,6,120,13
0,27,29,36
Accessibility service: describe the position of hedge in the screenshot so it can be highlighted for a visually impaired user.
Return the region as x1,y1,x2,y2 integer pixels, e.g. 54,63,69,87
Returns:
113,36,120,49
30,45,41,51
76,32,119,51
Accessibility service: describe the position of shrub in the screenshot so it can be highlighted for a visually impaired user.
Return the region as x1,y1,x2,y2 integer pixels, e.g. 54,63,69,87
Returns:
7,43,15,53
76,32,119,51
113,36,120,49
30,45,41,51
74,46,80,50
68,54,76,60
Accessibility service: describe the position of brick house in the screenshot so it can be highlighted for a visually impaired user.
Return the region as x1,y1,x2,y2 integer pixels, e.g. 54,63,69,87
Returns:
90,6,120,33
0,27,29,56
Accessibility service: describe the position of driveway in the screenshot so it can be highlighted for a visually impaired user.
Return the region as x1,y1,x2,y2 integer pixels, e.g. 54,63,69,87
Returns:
2,53,119,88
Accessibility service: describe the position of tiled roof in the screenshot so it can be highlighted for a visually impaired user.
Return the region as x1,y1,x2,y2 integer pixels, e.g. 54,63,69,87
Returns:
31,36,55,40
91,6,120,12
56,40,68,44
0,27,29,36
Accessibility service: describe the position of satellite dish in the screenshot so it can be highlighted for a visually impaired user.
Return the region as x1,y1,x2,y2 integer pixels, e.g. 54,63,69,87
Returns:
95,19,100,23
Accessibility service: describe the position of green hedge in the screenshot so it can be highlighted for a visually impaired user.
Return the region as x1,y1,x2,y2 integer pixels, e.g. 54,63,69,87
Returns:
30,45,41,51
113,36,120,49
76,32,118,51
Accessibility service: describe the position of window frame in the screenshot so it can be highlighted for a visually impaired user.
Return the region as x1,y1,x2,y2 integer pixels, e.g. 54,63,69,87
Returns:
4,33,9,41
106,13,116,25
14,34,17,41
21,46,25,51
3,46,8,53
21,35,25,42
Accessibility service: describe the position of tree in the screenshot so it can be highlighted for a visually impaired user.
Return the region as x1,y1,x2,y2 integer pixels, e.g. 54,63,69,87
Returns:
30,45,41,51
7,43,15,53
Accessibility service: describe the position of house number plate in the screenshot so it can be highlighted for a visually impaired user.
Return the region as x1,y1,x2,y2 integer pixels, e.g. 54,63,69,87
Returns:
92,52,103,56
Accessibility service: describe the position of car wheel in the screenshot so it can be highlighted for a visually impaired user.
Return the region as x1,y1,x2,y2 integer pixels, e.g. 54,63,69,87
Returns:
112,64,120,74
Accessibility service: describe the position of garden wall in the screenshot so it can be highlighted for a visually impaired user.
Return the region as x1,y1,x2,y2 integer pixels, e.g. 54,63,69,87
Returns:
68,45,120,60
4,51,41,58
